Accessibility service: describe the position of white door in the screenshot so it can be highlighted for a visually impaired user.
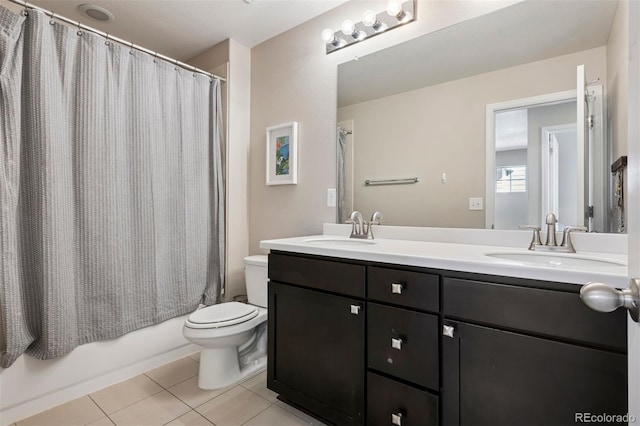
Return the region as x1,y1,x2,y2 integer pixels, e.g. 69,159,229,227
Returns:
627,0,639,418
576,65,587,228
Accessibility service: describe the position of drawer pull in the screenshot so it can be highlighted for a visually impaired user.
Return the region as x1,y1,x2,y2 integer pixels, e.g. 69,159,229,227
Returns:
391,337,403,350
443,324,455,338
391,282,404,294
350,304,361,315
392,413,403,426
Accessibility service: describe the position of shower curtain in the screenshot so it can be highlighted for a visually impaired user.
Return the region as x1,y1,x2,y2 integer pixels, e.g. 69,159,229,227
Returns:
0,6,225,368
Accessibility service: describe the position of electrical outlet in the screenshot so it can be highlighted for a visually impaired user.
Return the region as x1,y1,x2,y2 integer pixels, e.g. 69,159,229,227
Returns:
327,188,337,207
469,197,483,211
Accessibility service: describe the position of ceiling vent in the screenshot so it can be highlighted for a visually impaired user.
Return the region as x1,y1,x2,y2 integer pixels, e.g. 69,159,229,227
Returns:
77,4,114,22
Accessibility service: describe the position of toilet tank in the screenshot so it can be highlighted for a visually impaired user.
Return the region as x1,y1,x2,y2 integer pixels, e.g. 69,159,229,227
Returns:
244,255,268,308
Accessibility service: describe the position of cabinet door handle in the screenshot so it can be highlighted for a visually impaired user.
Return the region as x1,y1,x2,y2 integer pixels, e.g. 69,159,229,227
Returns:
443,324,455,338
391,282,404,294
392,413,403,426
350,304,361,315
391,337,403,350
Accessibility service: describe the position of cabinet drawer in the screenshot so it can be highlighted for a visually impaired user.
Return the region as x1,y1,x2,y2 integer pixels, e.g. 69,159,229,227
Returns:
368,266,439,312
269,253,365,298
443,277,627,351
367,372,438,426
367,303,438,389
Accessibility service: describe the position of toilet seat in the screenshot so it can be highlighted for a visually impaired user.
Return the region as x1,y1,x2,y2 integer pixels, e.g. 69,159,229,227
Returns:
186,302,259,329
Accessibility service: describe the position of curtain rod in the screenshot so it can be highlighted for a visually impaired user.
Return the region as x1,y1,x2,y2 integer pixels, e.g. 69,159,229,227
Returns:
9,0,226,83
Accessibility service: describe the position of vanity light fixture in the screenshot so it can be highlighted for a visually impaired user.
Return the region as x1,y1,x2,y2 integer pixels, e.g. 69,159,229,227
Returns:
322,0,416,54
322,28,342,47
386,0,411,22
341,19,364,40
363,10,384,32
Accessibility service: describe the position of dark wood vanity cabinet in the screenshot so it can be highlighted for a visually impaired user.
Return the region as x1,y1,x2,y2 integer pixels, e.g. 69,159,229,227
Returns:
268,254,366,426
442,277,628,426
267,251,628,426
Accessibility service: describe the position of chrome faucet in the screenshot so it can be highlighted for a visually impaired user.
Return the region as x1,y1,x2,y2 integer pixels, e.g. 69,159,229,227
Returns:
520,213,587,253
346,210,383,239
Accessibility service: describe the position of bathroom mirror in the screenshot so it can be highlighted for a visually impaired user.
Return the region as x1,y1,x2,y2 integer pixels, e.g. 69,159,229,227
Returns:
336,0,627,233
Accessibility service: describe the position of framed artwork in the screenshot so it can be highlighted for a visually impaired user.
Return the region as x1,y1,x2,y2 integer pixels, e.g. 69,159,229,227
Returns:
266,122,298,185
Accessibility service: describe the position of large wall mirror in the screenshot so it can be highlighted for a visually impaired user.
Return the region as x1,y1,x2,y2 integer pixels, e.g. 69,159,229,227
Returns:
336,0,629,233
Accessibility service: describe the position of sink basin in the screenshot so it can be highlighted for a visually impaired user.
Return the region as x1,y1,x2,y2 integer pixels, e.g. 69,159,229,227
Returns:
303,237,377,247
485,252,626,268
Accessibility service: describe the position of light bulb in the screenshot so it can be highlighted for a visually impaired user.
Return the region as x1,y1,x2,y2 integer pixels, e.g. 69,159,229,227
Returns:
386,0,403,17
363,10,377,26
321,28,335,43
341,19,355,36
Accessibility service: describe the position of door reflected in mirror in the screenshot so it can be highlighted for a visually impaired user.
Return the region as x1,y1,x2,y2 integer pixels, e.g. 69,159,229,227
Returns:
491,98,580,231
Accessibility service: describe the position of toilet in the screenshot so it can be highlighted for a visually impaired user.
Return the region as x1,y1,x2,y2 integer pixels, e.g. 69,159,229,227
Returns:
183,255,268,389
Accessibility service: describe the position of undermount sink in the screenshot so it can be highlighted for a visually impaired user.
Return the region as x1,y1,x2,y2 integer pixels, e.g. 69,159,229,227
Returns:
485,252,627,268
303,237,377,246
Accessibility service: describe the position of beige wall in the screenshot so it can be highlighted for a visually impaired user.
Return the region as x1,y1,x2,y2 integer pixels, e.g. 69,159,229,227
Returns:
337,47,605,228
188,40,252,301
607,0,629,161
249,0,521,252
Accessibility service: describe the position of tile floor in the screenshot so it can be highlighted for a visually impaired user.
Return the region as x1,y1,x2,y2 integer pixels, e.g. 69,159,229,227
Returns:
13,353,327,426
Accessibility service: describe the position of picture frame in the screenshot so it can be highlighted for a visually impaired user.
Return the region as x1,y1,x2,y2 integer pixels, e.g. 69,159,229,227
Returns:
266,122,298,185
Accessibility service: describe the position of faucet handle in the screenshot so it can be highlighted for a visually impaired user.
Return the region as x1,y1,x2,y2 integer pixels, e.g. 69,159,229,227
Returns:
370,211,384,225
519,224,542,250
560,226,587,253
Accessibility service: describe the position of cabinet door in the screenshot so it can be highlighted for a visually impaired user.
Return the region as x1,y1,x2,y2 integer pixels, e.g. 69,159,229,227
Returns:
268,281,365,425
442,321,628,426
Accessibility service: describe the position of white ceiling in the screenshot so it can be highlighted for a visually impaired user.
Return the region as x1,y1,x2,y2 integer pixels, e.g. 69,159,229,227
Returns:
338,0,619,107
25,0,348,60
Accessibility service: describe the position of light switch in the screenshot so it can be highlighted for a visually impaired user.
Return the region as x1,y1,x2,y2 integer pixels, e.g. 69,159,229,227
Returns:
327,188,336,207
469,197,483,210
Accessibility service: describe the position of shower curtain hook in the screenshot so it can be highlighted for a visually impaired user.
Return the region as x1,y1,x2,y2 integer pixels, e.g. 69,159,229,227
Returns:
76,21,82,36
104,33,110,45
49,11,55,25
153,52,158,63
129,41,134,55
174,59,180,71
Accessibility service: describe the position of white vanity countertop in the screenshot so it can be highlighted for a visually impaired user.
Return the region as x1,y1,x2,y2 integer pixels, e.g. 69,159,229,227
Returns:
259,235,628,288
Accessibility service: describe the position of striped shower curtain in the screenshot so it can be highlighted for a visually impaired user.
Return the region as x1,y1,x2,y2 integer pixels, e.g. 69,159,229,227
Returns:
0,6,225,368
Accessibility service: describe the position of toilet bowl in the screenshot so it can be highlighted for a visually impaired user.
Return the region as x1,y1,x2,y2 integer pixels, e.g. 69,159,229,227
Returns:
183,255,268,389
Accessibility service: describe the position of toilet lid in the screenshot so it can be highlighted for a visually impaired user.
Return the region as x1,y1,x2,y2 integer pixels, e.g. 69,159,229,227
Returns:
187,302,258,328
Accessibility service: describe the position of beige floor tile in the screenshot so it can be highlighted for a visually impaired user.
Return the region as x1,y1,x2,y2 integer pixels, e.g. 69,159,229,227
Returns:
196,386,271,426
238,368,265,385
274,401,328,426
243,405,313,426
109,390,190,426
188,352,201,362
240,371,278,403
90,374,163,414
16,396,105,426
144,357,199,388
167,376,235,408
87,417,115,426
165,410,214,426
